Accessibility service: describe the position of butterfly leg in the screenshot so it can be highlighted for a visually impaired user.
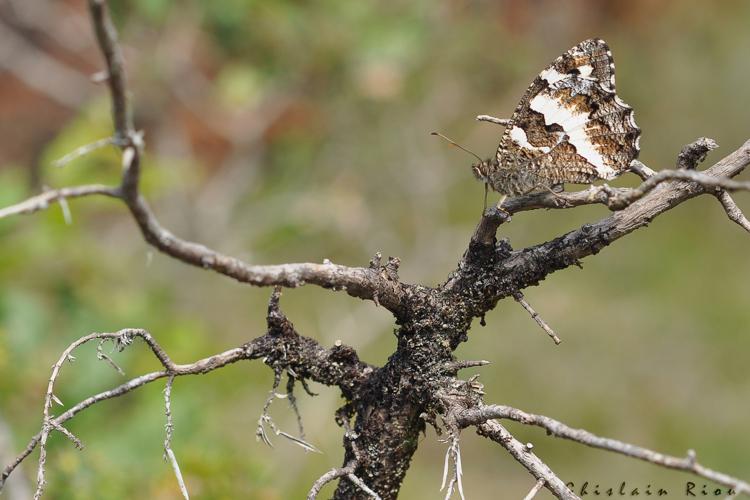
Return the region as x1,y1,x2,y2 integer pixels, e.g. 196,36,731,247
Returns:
476,115,511,127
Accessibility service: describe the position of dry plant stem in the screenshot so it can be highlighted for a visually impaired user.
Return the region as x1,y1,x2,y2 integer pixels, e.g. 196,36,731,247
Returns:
286,375,306,440
33,331,128,499
163,376,189,500
123,188,407,313
441,436,465,500
2,317,369,493
256,369,283,447
307,461,381,500
524,478,547,500
0,185,120,220
52,137,117,168
88,0,406,315
2,353,244,492
449,139,750,316
441,360,491,372
628,160,657,180
88,0,133,137
502,166,750,214
677,137,719,170
307,463,356,500
476,420,578,500
512,291,561,344
2,0,749,498
716,190,750,233
459,405,750,496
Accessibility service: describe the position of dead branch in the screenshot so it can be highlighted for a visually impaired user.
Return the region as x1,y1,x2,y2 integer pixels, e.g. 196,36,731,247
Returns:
307,461,380,500
501,159,750,214
52,137,118,168
716,190,750,233
1,291,372,495
88,0,133,138
446,138,750,318
33,331,130,499
523,478,546,500
677,137,719,170
476,420,578,499
0,185,120,220
0,1,748,498
458,404,750,497
512,291,561,344
163,376,189,499
440,434,465,500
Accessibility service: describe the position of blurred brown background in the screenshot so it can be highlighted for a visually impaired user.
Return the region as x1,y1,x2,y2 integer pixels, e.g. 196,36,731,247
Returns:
0,0,749,498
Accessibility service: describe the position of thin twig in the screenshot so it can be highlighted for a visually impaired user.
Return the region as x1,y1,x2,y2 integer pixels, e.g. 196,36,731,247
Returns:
513,292,561,345
254,370,320,453
523,478,546,500
0,185,120,220
460,404,750,497
307,464,355,500
346,473,381,499
256,370,282,447
476,420,578,499
33,330,130,499
164,376,189,499
677,137,719,170
441,435,465,500
286,374,306,441
628,160,657,180
716,190,750,233
87,0,133,138
306,461,380,500
1,331,253,492
96,338,125,375
500,168,750,215
52,137,117,168
442,360,491,373
48,422,83,450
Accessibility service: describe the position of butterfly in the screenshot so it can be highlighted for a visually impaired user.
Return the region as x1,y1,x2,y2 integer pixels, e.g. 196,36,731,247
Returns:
472,38,641,198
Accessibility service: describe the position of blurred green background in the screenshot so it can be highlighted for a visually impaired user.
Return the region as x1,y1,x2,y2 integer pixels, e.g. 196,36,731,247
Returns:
1,0,749,498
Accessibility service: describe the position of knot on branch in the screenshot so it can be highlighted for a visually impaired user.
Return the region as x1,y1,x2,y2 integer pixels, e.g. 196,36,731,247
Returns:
384,256,400,281
368,251,382,269
677,137,719,170
330,341,361,365
472,206,512,248
431,375,487,431
253,289,374,400
267,287,296,336
367,251,400,280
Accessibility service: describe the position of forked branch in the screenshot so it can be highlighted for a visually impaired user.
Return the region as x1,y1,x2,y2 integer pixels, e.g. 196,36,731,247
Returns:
458,404,750,497
1,1,749,499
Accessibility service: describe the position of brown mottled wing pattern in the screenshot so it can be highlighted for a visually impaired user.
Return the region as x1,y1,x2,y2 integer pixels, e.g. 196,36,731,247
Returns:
491,38,640,195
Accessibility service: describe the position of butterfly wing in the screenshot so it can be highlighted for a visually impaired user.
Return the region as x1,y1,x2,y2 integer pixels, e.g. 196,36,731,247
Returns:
495,39,640,192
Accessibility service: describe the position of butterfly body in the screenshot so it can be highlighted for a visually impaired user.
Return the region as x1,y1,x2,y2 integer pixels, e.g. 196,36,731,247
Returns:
475,38,641,196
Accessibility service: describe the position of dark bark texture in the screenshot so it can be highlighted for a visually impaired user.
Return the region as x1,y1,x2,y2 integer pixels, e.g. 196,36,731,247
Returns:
2,2,750,499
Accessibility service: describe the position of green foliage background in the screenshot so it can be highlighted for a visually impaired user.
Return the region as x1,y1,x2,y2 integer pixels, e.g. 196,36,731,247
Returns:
1,1,749,498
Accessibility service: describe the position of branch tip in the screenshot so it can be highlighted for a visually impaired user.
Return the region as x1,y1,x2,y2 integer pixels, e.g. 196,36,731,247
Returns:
677,137,719,170
513,292,562,345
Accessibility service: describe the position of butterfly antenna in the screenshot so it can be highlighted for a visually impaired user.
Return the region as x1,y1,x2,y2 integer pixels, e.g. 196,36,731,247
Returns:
431,131,484,164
